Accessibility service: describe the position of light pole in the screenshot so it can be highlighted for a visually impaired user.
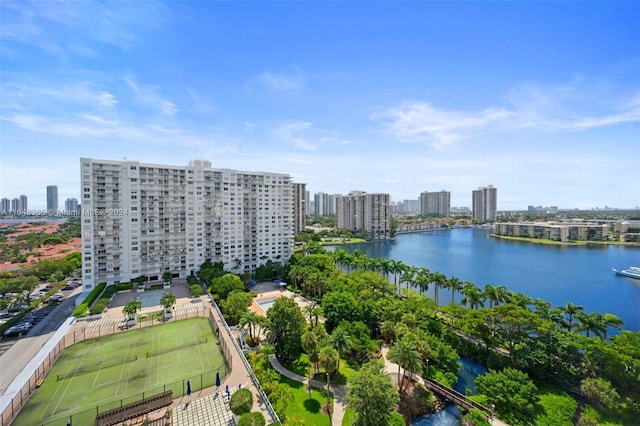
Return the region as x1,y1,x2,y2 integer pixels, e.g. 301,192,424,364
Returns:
490,403,495,419
326,372,332,425
426,358,429,378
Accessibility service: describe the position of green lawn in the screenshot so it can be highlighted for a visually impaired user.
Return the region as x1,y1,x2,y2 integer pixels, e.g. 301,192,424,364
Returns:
291,353,361,385
278,375,333,425
14,318,225,426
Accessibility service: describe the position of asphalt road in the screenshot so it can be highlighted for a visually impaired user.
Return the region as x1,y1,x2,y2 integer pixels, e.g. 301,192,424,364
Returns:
0,290,80,395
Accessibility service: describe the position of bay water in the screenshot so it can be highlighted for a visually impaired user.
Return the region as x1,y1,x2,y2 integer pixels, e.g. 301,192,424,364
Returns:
338,228,640,332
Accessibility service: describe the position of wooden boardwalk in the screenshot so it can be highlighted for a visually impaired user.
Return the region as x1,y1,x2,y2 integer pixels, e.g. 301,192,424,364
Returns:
422,377,491,414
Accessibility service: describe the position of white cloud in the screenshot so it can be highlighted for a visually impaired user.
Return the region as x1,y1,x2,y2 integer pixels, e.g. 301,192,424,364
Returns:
256,68,304,91
124,76,177,115
372,101,512,148
373,83,640,147
272,121,316,150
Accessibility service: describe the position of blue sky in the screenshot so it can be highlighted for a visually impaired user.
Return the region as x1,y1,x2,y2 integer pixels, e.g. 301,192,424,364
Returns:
1,1,638,210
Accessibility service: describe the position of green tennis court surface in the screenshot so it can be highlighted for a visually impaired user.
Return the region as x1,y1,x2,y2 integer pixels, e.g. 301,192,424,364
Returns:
14,317,225,426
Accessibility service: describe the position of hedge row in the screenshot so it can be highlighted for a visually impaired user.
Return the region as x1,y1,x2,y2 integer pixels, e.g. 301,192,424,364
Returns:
88,284,120,315
115,282,133,291
73,282,106,317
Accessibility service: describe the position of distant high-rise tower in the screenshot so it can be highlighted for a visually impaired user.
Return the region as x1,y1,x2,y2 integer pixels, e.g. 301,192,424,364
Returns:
293,183,307,234
19,195,28,213
47,185,58,214
1,198,10,214
335,191,390,240
314,192,330,216
420,190,451,217
65,197,80,215
472,185,497,222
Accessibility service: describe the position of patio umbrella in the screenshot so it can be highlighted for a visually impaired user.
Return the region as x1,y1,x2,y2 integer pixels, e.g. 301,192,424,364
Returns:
186,380,191,396
225,384,229,397
215,371,220,387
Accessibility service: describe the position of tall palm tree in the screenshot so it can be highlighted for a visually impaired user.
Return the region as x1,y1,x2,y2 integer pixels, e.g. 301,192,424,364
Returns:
602,313,624,341
447,277,464,305
329,325,352,372
240,311,262,342
319,345,339,377
562,302,584,332
414,267,430,295
577,312,606,338
378,258,392,285
301,329,319,378
401,267,416,292
432,272,447,306
484,284,499,309
388,337,422,392
461,282,484,310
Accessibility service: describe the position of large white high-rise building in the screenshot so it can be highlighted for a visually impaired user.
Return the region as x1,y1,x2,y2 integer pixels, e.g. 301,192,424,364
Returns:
335,191,390,240
419,190,451,217
472,185,497,222
80,158,294,290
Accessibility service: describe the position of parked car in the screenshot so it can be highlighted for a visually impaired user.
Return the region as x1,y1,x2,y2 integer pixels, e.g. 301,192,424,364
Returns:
61,285,75,291
3,323,31,337
47,293,64,303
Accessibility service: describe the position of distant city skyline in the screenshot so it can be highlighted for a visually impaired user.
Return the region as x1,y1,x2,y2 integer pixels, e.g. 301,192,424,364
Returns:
1,2,639,210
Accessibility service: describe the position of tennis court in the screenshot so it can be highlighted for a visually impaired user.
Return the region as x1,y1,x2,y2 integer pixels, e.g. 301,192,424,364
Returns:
13,317,226,426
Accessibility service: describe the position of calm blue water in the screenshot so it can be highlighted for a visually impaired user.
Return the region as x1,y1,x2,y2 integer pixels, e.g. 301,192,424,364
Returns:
337,228,640,331
413,358,487,426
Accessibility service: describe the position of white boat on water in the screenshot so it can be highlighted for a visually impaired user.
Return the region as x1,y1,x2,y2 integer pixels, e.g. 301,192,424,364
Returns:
612,266,640,280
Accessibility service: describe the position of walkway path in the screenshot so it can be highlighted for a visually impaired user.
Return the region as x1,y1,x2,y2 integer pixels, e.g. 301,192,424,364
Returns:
380,346,510,426
269,355,347,426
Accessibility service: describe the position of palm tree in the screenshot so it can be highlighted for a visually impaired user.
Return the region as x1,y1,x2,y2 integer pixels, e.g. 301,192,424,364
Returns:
602,313,624,340
400,267,416,292
484,284,499,309
388,337,422,392
447,277,464,305
240,311,262,343
562,302,584,332
461,282,484,310
431,272,447,306
319,345,339,377
301,330,319,381
380,321,396,343
122,299,142,323
414,267,430,295
577,312,606,338
162,271,173,285
160,292,176,320
330,325,352,372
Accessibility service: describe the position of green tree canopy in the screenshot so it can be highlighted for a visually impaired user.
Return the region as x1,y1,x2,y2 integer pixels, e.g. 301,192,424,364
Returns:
210,273,245,300
266,297,305,362
475,367,539,425
345,361,399,426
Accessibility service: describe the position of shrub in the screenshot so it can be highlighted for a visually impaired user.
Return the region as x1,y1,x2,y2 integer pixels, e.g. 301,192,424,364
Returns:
73,282,106,317
229,388,253,416
89,298,110,315
115,282,133,291
186,275,199,285
102,285,117,299
463,409,491,426
237,412,265,426
389,412,405,426
189,284,203,297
